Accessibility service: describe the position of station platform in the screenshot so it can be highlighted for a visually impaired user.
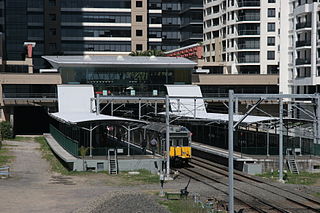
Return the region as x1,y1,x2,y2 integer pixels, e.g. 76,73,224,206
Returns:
44,134,163,173
191,141,320,173
191,141,257,163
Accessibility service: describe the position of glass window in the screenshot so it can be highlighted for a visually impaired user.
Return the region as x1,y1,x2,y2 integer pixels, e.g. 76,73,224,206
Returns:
49,14,56,21
267,37,275,46
136,15,142,22
50,28,56,36
136,30,142,36
267,51,275,60
268,0,275,3
136,44,143,51
49,0,56,6
136,1,142,7
268,8,276,17
267,23,275,32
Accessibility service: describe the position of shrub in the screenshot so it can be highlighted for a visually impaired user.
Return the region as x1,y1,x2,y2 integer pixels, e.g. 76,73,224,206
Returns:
0,121,13,139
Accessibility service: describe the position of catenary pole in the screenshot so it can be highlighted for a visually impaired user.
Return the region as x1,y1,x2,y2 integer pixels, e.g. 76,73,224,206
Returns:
165,95,170,176
228,90,234,213
279,97,284,181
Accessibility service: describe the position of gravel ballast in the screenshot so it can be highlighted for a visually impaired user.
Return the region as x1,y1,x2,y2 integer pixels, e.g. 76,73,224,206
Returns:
74,191,170,213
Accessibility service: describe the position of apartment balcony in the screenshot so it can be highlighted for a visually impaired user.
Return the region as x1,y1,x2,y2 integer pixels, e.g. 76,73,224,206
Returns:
238,1,260,7
296,40,311,47
238,58,260,63
296,22,311,30
238,44,260,49
238,30,260,36
296,58,311,65
237,15,260,22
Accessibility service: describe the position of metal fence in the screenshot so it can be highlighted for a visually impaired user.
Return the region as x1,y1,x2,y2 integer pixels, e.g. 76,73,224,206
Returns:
50,124,79,157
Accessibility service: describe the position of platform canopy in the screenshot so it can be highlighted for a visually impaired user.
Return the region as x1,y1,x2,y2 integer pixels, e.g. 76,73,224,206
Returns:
165,85,277,125
50,84,146,125
50,112,145,125
42,55,196,69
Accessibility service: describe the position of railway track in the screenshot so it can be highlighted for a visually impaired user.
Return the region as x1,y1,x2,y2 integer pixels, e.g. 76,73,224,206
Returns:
178,156,320,213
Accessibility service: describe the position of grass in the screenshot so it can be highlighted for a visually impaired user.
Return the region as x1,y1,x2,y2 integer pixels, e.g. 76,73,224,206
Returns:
118,169,160,185
159,199,208,213
35,136,69,175
9,136,35,142
313,192,320,198
0,147,14,166
257,171,320,185
35,136,160,185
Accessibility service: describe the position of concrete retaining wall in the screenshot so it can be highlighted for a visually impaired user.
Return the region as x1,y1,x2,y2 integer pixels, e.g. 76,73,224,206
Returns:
73,158,164,174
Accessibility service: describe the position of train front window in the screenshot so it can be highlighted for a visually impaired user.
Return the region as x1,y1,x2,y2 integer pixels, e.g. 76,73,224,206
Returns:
171,138,189,146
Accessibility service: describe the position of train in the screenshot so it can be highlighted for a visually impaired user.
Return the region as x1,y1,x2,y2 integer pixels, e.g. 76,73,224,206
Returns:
142,122,192,166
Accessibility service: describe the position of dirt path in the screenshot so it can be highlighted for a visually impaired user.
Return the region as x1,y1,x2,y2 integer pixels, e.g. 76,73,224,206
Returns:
0,139,124,213
0,138,221,213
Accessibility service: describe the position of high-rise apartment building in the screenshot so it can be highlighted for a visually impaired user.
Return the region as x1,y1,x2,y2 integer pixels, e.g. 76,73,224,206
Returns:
280,0,320,94
1,0,202,72
203,0,280,75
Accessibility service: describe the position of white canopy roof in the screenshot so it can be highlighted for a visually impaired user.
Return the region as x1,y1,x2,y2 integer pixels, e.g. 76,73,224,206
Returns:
50,112,145,125
166,112,276,124
165,85,277,124
51,84,145,125
42,55,196,69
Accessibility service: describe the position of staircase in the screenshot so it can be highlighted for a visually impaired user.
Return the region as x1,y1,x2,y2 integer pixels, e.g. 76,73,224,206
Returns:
286,149,299,174
108,149,118,175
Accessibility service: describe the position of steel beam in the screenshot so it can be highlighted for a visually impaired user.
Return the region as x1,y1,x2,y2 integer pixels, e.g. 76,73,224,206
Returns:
233,98,264,129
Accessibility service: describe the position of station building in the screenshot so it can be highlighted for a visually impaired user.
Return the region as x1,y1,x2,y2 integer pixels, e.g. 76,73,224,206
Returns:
42,55,196,96
0,51,196,134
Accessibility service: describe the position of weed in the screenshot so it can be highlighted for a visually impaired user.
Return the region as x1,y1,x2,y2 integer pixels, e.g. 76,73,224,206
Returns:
257,171,320,185
159,199,208,213
35,136,69,175
0,148,14,166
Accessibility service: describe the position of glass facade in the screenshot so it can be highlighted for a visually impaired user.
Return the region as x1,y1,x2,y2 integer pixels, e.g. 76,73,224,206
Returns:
5,0,28,60
61,0,131,8
2,0,203,71
60,66,191,95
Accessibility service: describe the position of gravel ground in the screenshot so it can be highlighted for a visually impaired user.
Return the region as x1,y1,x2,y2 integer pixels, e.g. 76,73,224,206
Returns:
2,138,319,213
74,191,170,213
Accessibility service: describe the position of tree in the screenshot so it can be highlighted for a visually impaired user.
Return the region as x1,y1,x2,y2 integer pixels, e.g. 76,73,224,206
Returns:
79,146,89,171
0,121,12,139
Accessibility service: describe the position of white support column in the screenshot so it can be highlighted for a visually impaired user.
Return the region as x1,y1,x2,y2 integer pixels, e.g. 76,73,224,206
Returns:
194,98,196,118
139,99,141,120
267,131,270,157
111,102,114,116
235,97,239,115
96,94,100,115
89,124,93,158
127,126,131,156
154,102,157,115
